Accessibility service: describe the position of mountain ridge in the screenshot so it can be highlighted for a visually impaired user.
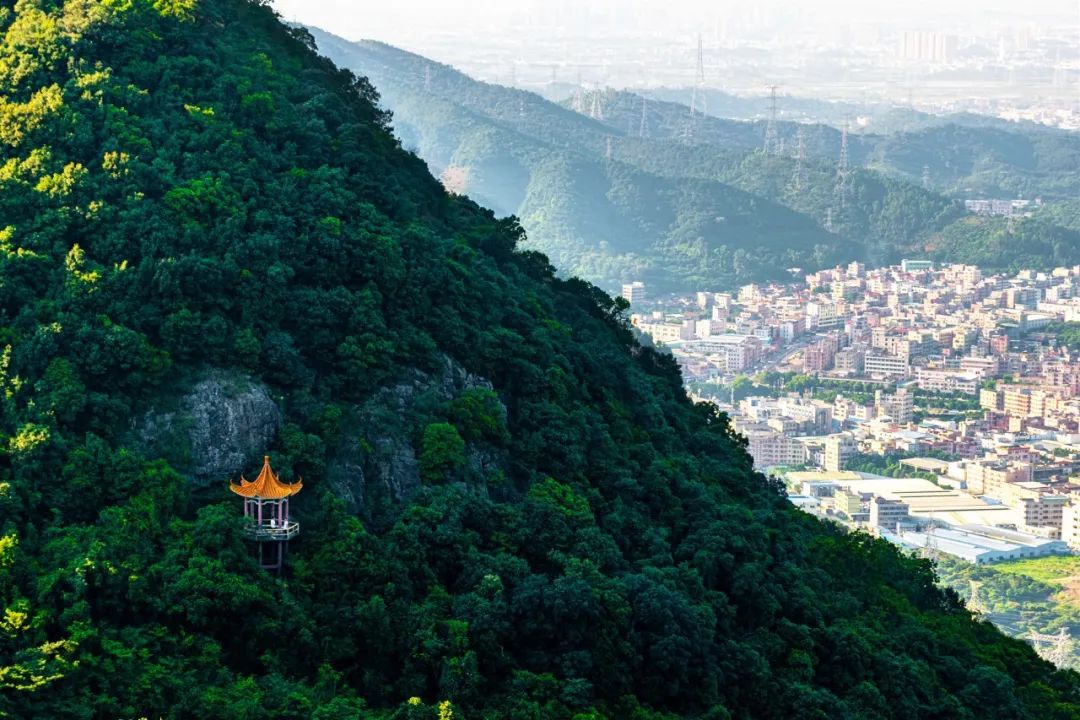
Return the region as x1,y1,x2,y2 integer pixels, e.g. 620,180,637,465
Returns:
311,30,1080,287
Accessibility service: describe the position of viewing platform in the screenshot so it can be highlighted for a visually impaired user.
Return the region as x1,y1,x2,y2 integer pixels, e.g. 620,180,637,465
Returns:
242,520,300,542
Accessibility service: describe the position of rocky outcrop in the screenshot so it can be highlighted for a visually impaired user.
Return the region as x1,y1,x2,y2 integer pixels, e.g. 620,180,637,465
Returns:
326,355,504,514
133,370,281,486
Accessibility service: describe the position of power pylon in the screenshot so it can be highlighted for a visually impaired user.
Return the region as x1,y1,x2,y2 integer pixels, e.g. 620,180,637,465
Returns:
605,136,613,160
788,126,806,193
968,580,986,615
589,87,604,120
424,64,432,92
1030,628,1073,668
689,33,707,118
834,121,852,211
763,84,780,155
682,113,697,144
638,96,649,138
921,163,931,190
920,522,939,560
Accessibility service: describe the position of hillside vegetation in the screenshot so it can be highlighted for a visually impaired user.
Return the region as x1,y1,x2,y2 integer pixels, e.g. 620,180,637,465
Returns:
310,33,858,291
1,2,1079,719
313,34,1080,289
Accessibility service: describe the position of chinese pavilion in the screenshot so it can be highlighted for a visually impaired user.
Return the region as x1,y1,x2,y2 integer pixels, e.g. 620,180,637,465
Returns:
229,455,303,572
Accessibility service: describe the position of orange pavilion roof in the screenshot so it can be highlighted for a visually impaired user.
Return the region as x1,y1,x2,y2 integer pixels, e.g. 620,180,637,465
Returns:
229,456,303,499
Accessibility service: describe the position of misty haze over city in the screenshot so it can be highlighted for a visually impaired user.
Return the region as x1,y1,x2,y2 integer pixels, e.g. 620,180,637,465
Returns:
275,0,1079,125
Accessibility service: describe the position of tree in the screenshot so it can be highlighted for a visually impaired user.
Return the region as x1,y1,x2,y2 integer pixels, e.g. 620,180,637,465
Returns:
419,423,466,484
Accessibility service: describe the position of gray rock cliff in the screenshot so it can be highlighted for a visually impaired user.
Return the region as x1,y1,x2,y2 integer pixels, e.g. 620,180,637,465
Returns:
132,370,281,485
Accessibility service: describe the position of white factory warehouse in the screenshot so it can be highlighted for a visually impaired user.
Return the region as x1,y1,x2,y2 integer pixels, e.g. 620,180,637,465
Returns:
891,525,1069,564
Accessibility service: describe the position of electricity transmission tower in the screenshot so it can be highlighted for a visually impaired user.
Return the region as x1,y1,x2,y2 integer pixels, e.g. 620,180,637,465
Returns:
689,33,707,117
639,96,649,138
589,87,604,120
967,580,986,615
763,85,780,155
788,126,806,194
684,33,707,143
921,163,931,190
571,70,584,114
1030,628,1073,668
919,521,940,561
833,121,852,213
423,64,432,92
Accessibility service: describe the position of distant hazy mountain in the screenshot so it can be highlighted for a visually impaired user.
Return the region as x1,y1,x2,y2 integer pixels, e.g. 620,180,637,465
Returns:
637,88,1080,201
310,30,1080,286
309,31,862,292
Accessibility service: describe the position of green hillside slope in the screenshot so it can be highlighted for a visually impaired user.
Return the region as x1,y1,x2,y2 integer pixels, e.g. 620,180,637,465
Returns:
1,2,1079,719
313,34,1080,284
620,88,1080,201
309,33,857,291
597,92,1080,269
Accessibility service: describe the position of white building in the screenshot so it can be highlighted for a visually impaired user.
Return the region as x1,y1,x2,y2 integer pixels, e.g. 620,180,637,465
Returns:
621,281,646,304
897,525,1070,564
864,353,910,377
824,434,857,472
744,430,808,469
870,496,910,532
915,368,981,395
686,335,763,373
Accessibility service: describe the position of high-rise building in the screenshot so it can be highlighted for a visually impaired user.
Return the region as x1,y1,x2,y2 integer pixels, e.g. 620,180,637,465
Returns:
877,389,914,424
824,435,856,472
869,496,910,532
621,281,646,304
898,31,958,64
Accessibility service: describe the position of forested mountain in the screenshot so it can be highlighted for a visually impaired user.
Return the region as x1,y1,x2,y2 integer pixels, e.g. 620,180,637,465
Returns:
309,32,857,291
644,86,1068,137
632,88,1080,201
311,33,1080,286
3,1,1080,719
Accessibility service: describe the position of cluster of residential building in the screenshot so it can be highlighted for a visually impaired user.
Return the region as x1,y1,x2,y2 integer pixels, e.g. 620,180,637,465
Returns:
625,260,1080,564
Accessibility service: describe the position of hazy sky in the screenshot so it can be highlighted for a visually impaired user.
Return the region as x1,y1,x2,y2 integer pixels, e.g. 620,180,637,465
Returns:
272,0,1079,44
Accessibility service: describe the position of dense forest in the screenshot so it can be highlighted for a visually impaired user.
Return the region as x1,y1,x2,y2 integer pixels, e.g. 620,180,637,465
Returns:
2,1,1080,718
